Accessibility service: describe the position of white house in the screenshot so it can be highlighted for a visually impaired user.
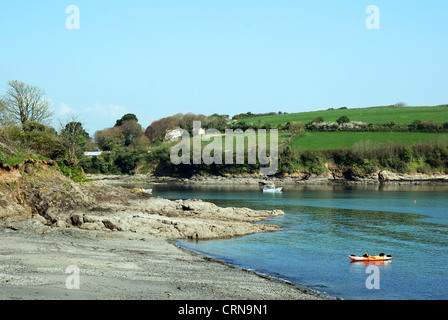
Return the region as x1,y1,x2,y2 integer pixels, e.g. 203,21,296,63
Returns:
166,126,207,141
192,127,205,136
84,151,105,157
165,127,185,141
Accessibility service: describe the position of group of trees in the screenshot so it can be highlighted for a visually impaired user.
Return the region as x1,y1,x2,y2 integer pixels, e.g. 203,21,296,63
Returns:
84,112,232,175
277,138,448,176
94,113,149,151
0,80,152,177
144,113,230,142
93,112,231,151
0,80,93,169
232,111,287,120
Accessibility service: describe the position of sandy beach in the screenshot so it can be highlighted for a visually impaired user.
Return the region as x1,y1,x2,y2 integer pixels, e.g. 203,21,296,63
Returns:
0,220,325,300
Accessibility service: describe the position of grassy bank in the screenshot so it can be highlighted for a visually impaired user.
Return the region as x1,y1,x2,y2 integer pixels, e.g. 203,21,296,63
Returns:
291,132,448,151
236,106,448,126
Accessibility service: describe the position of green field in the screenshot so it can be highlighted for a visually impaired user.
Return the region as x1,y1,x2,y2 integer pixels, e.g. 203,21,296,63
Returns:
290,132,448,151
237,106,448,126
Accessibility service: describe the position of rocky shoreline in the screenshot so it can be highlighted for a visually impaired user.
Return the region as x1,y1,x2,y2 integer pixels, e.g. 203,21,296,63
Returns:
86,169,448,186
3,159,447,300
0,167,285,240
0,160,330,300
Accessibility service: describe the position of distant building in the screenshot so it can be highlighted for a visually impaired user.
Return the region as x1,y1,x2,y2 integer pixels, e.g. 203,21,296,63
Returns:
165,128,185,141
192,127,205,136
84,151,105,157
165,126,206,141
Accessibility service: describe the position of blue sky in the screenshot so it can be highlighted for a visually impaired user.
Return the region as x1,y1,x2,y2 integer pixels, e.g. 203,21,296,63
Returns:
0,1,447,135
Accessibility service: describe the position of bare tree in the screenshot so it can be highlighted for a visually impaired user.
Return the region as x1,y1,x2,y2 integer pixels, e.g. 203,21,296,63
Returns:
1,80,54,127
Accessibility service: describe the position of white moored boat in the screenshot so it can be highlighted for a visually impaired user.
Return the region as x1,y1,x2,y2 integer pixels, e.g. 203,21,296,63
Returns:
141,188,152,194
262,184,283,193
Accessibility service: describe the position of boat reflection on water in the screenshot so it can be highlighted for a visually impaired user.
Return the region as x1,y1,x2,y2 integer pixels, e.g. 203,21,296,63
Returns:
348,259,393,279
262,184,283,193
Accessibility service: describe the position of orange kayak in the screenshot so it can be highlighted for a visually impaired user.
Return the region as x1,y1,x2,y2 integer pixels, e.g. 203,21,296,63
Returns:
349,254,392,262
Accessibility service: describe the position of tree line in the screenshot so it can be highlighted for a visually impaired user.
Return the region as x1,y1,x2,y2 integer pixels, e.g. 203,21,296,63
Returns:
279,137,448,177
1,80,447,179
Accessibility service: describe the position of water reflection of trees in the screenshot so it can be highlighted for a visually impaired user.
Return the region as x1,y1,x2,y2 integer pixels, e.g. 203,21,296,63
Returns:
298,206,447,248
119,181,448,193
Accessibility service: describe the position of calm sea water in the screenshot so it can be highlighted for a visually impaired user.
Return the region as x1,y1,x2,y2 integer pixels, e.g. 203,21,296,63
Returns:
125,182,448,300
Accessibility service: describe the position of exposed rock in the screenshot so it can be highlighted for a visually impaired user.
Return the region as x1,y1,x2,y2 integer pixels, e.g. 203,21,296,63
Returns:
63,196,285,239
86,170,448,186
0,160,285,240
32,214,48,225
0,191,29,221
70,213,84,227
378,170,448,182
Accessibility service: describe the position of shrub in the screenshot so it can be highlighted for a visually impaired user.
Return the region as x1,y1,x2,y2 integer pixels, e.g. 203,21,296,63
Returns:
0,151,7,163
285,122,305,134
22,121,46,133
57,162,87,182
114,152,140,174
336,116,350,124
311,117,324,124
